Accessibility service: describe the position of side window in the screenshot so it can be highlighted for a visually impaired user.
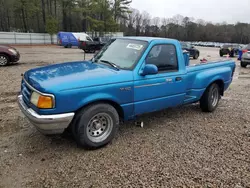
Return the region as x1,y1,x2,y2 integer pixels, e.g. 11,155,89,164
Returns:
146,44,178,72
86,36,92,41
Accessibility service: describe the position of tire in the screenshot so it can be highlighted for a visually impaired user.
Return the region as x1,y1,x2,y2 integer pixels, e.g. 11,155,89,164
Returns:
219,51,223,57
241,61,247,68
84,50,90,53
193,53,199,59
200,83,220,112
230,51,234,57
0,54,10,66
72,103,119,149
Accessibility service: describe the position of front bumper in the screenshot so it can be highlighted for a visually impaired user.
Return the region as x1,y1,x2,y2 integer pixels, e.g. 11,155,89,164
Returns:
242,58,250,64
17,95,75,135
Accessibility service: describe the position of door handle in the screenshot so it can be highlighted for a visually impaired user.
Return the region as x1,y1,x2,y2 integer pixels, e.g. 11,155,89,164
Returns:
175,77,182,81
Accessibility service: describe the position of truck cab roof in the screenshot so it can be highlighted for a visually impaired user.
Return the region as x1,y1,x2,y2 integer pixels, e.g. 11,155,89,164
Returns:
116,36,178,43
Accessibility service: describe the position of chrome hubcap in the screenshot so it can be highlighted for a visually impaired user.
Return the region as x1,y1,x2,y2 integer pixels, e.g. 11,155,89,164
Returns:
0,56,7,65
211,87,219,107
86,113,113,143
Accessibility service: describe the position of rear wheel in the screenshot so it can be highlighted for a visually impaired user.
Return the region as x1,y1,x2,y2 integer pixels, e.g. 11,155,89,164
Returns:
0,54,10,66
72,103,119,149
200,83,220,112
241,61,247,68
219,51,223,57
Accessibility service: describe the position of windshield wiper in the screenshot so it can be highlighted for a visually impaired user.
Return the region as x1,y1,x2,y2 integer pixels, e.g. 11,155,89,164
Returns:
99,60,120,70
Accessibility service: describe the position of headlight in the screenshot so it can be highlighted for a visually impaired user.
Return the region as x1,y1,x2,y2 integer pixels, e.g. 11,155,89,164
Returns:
8,48,17,55
30,91,54,109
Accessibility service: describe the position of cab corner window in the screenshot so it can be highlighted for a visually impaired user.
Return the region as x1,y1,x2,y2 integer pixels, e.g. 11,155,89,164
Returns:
146,44,178,72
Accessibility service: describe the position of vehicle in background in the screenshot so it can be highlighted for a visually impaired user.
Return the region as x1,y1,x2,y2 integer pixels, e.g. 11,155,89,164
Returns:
93,37,111,50
206,42,215,47
78,39,97,53
57,32,93,48
238,44,247,60
240,44,250,68
0,45,20,66
181,42,200,59
219,44,240,57
78,36,112,53
18,37,236,149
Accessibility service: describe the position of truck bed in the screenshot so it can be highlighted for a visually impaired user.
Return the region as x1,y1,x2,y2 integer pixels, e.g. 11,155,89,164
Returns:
183,59,235,104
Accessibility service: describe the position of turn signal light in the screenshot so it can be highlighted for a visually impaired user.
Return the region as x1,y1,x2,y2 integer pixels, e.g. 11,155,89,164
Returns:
37,96,53,109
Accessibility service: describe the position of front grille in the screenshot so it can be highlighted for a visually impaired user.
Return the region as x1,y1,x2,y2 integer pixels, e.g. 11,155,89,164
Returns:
21,80,32,105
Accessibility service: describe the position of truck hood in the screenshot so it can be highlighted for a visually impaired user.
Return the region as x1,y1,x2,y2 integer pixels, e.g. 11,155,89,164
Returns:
24,61,133,93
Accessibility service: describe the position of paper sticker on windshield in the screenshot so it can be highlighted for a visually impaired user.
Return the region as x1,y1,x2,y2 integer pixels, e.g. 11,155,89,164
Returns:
127,43,143,50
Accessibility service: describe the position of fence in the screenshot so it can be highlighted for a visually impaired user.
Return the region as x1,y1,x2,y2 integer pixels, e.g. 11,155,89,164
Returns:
0,32,57,44
86,32,124,38
0,32,124,45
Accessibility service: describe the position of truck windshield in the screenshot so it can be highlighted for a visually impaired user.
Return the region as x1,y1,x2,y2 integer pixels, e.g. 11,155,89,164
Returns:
92,39,148,70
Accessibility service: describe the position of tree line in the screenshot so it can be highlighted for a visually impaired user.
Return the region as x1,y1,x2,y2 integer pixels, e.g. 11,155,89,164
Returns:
124,9,250,44
0,0,250,44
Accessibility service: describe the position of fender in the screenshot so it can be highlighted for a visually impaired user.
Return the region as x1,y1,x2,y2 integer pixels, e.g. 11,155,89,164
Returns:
191,66,232,89
76,92,134,120
78,92,121,108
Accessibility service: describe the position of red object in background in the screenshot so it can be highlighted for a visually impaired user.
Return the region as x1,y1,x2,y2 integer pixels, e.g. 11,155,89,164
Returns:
242,49,248,54
200,58,208,63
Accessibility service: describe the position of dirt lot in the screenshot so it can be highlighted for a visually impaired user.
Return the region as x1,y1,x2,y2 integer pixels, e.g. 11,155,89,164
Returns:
0,46,250,188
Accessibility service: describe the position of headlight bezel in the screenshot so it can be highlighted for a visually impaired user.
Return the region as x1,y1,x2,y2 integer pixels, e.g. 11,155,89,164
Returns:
30,91,55,109
23,78,55,109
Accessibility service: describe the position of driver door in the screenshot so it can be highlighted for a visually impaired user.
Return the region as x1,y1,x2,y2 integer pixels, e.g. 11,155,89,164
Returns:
133,44,187,115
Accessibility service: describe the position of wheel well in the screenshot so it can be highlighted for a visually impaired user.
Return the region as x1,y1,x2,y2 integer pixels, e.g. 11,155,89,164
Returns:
0,53,10,60
211,80,224,96
77,100,124,120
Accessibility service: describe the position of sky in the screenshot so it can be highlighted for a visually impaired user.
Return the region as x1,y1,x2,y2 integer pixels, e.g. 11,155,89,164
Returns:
131,0,250,24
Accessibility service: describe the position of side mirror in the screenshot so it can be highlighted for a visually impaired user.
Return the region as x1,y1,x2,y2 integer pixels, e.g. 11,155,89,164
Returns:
140,64,158,76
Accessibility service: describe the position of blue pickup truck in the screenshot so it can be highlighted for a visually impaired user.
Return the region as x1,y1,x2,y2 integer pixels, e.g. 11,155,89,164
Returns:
18,37,236,149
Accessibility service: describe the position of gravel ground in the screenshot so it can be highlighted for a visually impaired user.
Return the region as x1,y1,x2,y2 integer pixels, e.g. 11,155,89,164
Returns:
0,46,250,188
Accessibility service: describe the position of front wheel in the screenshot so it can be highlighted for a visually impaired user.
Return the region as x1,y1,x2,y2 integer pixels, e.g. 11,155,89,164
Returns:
0,54,10,66
72,103,119,149
241,61,247,68
200,83,220,112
